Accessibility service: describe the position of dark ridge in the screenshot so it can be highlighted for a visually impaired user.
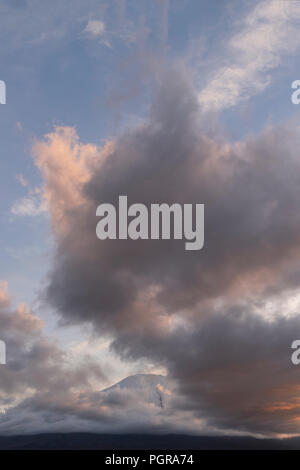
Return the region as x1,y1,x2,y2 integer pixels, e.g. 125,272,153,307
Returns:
0,433,299,450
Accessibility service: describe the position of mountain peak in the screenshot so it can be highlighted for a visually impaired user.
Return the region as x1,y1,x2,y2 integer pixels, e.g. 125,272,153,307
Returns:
101,374,170,409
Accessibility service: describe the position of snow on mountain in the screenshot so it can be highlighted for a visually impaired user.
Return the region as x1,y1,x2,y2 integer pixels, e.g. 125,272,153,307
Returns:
101,374,171,409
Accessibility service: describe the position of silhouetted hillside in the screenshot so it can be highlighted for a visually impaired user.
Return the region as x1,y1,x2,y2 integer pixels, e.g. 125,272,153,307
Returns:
0,433,299,450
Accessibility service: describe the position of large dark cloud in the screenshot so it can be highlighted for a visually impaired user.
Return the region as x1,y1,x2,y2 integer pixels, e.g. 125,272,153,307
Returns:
35,60,300,435
112,304,300,435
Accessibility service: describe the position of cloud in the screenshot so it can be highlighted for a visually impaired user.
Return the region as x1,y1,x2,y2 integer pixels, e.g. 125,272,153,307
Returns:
0,281,110,434
12,172,49,217
11,127,103,220
11,197,47,217
121,304,300,436
0,281,205,436
16,122,23,133
32,126,112,233
198,0,300,112
27,57,300,436
0,281,10,309
16,174,28,187
83,20,106,37
82,19,112,47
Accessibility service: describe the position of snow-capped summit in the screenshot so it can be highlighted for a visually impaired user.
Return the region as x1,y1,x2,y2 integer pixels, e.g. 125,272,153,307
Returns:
101,374,170,409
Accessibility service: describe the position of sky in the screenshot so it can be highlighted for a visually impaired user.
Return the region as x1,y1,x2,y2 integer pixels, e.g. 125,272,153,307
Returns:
2,0,300,437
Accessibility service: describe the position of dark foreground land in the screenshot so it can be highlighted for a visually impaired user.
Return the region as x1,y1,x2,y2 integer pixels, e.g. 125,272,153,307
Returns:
0,433,299,450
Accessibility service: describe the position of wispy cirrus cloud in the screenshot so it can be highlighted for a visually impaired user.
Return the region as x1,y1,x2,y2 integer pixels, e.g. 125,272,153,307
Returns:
198,0,300,112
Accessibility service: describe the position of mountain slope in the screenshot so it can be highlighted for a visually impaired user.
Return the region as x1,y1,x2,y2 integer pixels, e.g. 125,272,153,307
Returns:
101,374,169,409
